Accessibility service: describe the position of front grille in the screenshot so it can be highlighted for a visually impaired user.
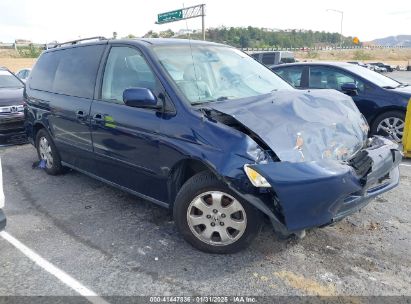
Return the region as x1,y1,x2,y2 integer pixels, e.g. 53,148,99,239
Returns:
348,150,373,179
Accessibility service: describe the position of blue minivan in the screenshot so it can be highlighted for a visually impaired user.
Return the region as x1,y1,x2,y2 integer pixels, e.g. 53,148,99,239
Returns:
25,38,401,253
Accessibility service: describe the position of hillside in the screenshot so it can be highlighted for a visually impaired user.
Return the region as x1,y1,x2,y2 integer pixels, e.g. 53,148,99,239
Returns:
372,35,411,47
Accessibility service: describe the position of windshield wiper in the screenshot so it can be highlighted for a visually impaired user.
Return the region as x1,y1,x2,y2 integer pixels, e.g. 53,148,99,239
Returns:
192,96,231,105
382,86,396,89
191,101,211,106
215,96,229,101
397,83,409,88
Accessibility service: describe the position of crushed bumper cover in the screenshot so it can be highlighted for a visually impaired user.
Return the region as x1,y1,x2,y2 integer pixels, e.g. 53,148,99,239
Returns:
250,137,401,233
0,209,6,231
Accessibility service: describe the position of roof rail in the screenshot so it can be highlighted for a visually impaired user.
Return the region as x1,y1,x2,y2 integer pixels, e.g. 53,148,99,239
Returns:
52,36,108,48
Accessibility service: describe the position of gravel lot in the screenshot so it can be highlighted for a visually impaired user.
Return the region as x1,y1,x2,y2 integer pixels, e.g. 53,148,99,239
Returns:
0,72,410,301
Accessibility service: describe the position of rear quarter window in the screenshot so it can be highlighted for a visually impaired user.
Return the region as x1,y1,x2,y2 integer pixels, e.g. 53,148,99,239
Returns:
29,45,105,99
29,51,60,92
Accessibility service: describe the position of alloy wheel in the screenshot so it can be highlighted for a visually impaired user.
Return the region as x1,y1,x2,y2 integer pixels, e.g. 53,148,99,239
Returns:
377,117,404,142
38,137,54,169
186,191,247,246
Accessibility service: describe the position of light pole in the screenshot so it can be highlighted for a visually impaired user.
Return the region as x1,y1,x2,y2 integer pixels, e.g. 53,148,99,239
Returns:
326,9,343,48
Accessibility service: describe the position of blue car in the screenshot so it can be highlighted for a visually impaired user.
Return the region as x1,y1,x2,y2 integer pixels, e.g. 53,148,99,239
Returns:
24,38,401,253
271,62,411,142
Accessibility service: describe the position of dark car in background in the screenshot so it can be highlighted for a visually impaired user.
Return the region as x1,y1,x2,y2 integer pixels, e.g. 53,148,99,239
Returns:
0,67,27,145
272,62,410,142
369,62,393,72
24,38,401,253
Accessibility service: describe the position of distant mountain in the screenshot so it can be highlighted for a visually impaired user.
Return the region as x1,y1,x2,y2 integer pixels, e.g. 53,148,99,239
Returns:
372,35,411,47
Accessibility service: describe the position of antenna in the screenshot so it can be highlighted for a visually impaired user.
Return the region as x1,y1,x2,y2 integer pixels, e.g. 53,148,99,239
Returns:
184,3,201,102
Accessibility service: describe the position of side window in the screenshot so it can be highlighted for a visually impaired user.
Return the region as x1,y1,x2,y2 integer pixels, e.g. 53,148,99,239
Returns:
102,47,157,103
53,45,105,99
309,67,364,92
20,70,28,79
275,67,303,87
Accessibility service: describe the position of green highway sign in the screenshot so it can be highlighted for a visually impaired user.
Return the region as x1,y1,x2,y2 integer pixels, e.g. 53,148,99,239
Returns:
157,9,183,23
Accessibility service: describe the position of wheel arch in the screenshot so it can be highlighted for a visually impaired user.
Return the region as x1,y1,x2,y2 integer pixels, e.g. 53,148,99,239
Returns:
167,158,218,207
32,122,47,146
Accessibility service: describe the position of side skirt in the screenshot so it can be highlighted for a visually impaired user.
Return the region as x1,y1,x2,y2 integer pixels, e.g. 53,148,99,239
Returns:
61,161,170,209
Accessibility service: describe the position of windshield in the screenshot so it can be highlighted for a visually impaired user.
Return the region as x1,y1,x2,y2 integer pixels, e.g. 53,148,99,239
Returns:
153,45,292,104
0,70,23,88
344,65,400,88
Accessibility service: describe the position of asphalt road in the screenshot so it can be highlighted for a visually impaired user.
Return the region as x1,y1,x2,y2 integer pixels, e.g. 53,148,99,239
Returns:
0,72,410,301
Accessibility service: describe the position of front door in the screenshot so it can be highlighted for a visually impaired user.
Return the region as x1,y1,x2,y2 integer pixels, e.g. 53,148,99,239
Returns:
90,46,168,203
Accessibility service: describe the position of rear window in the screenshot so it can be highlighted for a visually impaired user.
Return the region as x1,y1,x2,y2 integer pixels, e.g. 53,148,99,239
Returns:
29,45,105,99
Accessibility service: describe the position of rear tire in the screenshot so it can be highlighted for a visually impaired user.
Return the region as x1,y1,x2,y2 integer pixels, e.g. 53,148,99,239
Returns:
35,129,64,175
370,111,405,142
173,171,262,254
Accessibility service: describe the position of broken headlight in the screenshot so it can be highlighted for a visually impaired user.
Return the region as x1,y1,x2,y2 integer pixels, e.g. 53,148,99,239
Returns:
246,138,271,164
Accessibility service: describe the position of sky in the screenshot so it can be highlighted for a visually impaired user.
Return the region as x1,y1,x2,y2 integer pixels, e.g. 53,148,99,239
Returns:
0,0,410,43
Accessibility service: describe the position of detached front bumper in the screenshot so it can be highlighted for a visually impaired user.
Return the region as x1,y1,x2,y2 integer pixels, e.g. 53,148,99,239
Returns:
250,137,401,233
0,113,27,145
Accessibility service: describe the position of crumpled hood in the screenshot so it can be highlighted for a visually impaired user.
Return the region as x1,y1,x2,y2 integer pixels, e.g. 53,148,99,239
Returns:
0,87,24,106
391,85,411,97
208,89,368,162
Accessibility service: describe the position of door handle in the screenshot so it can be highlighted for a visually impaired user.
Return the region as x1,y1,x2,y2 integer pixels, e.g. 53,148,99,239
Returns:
76,110,87,120
92,113,104,123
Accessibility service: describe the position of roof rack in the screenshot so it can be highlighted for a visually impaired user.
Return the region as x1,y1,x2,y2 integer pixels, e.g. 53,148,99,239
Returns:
52,36,108,48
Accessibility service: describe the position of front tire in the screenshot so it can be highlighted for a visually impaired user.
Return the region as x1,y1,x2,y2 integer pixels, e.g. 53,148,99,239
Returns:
35,129,64,175
173,171,262,254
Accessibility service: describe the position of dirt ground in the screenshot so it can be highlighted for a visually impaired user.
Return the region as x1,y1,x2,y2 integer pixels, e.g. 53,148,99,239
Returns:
0,57,37,72
295,48,411,67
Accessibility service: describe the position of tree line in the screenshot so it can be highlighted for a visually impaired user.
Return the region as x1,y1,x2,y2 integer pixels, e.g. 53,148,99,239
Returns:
138,26,359,48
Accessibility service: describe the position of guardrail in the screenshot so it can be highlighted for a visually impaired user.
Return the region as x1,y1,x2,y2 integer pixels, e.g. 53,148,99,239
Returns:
242,45,411,52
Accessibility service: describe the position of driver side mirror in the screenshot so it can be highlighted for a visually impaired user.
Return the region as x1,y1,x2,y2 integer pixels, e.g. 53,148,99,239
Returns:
341,83,358,96
123,88,161,109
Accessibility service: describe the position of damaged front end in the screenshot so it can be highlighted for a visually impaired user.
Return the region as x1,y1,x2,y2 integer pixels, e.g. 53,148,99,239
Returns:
203,89,402,236
249,136,401,233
